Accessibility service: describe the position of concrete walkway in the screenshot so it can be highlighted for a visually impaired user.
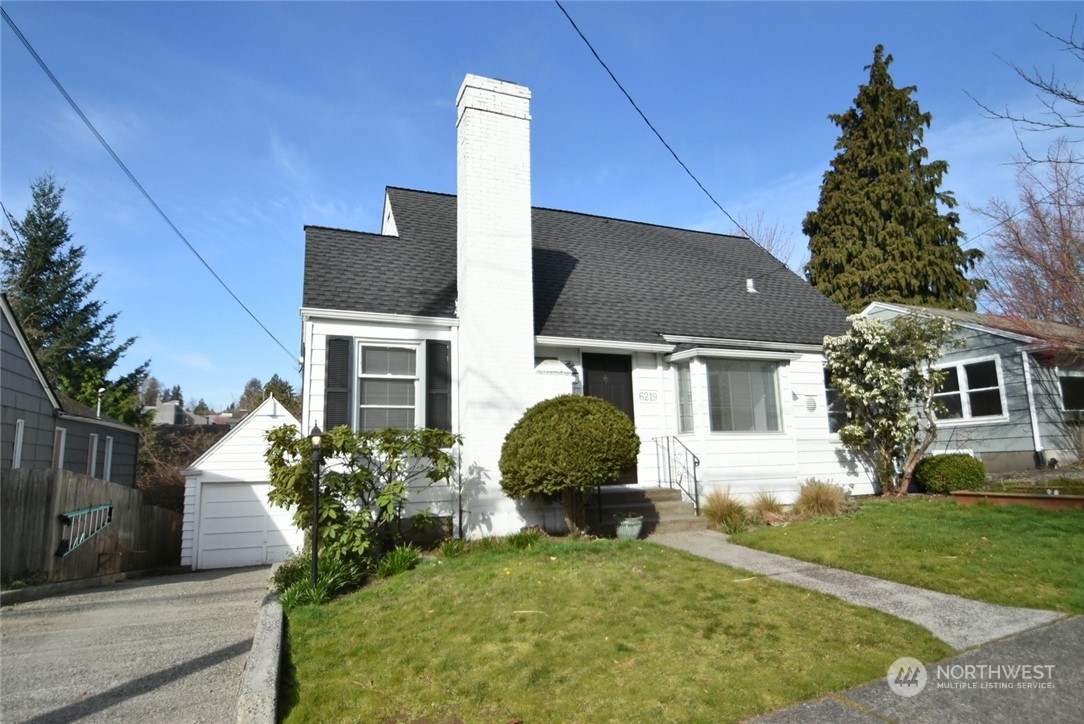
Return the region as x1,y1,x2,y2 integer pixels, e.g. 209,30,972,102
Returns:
650,529,1063,649
0,567,270,723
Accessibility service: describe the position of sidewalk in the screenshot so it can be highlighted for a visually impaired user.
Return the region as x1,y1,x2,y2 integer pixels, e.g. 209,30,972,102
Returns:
649,529,1062,649
649,529,1081,722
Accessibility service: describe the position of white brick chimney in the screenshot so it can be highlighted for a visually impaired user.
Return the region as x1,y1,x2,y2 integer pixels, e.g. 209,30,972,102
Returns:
455,74,536,533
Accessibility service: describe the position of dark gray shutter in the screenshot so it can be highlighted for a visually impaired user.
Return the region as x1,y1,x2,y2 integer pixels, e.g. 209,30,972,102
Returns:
325,337,352,429
425,340,451,431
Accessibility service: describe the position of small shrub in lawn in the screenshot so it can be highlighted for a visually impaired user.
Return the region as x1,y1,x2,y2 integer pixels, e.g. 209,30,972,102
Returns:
440,538,467,559
376,544,421,578
749,491,786,524
793,479,845,517
272,551,311,593
704,488,750,534
916,454,986,494
506,527,544,550
280,555,364,612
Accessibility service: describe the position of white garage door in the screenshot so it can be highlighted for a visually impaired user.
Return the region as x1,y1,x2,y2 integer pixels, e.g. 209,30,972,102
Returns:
197,482,302,569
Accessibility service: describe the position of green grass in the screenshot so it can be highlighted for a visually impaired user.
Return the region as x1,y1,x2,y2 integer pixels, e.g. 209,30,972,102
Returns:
281,537,951,723
732,497,1084,613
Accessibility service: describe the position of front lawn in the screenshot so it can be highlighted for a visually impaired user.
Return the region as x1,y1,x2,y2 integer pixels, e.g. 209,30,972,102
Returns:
281,537,951,723
731,497,1084,613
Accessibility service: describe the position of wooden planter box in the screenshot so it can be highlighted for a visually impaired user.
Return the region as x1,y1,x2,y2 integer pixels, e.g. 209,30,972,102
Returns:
951,490,1084,511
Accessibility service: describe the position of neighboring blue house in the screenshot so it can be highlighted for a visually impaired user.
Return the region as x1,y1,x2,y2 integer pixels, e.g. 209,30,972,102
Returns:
1,294,140,486
862,302,1084,473
300,74,872,538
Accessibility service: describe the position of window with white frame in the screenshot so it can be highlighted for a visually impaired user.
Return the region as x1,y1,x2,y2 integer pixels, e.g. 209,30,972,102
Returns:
87,433,99,476
103,437,114,482
824,370,847,434
707,359,781,432
675,362,693,433
1059,367,1084,411
933,357,1005,421
12,419,25,469
359,346,418,430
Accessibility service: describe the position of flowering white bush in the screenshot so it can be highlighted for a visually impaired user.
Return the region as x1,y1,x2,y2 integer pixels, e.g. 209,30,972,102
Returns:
825,315,956,495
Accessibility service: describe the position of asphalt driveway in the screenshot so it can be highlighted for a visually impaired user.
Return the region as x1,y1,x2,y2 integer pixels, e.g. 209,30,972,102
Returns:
0,567,270,723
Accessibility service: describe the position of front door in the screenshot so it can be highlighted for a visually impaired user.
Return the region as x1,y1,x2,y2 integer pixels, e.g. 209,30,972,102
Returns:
582,353,637,485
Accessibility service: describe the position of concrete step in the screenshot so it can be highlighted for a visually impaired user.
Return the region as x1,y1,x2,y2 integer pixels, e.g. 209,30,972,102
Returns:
594,485,685,505
586,485,706,538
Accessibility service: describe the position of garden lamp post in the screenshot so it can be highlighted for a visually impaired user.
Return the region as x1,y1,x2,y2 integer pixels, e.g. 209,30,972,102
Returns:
309,424,323,586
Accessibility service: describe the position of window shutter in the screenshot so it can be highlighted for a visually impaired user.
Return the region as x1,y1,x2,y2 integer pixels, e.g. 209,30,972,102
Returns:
426,340,452,431
325,337,353,429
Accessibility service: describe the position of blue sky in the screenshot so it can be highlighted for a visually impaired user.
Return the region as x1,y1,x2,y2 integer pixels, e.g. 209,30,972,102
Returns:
2,1,1080,410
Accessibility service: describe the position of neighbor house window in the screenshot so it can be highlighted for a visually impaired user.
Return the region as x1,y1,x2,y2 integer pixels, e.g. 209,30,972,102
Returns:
87,433,99,476
676,362,693,433
1059,367,1084,411
52,427,66,469
12,419,25,469
934,357,1005,421
103,437,114,482
323,337,452,432
707,359,781,432
824,370,846,434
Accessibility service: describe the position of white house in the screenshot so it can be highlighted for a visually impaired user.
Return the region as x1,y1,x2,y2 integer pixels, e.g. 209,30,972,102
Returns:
300,74,873,538
181,395,303,569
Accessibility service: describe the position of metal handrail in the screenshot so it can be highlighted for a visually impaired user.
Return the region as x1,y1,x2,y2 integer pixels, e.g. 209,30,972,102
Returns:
653,436,701,515
56,503,113,557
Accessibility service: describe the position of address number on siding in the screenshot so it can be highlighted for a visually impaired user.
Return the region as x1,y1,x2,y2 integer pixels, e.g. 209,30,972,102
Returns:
637,391,658,402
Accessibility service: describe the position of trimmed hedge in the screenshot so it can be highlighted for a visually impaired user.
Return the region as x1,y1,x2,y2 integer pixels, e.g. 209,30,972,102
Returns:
915,453,986,494
498,394,640,498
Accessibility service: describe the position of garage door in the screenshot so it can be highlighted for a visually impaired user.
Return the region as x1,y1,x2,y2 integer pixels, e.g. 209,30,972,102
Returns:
197,482,302,569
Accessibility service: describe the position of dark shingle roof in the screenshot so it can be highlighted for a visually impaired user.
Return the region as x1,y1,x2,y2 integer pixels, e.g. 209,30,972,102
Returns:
304,188,849,346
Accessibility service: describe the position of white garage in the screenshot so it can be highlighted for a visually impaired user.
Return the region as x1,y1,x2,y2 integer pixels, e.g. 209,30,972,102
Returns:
182,396,304,570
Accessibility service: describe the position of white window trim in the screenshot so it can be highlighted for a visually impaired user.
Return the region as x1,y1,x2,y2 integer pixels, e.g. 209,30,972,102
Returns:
87,433,99,476
356,341,424,431
52,427,67,469
12,419,25,469
705,358,786,435
933,354,1010,426
103,436,114,482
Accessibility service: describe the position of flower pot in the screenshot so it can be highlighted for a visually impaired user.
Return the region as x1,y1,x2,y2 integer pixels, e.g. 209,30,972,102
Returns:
616,516,643,540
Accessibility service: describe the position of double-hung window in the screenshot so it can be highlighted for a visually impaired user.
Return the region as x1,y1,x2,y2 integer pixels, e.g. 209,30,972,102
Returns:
323,337,452,432
1059,366,1084,411
359,346,417,430
933,357,1005,421
707,359,781,432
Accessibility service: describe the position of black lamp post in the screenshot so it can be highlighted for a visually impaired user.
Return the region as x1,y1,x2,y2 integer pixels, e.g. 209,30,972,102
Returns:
309,424,323,586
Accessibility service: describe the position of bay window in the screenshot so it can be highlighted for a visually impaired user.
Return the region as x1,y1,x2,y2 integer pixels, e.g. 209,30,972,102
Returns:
707,359,781,432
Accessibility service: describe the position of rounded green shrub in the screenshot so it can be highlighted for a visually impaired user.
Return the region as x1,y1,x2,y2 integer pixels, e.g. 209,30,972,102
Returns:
499,394,640,533
915,454,986,494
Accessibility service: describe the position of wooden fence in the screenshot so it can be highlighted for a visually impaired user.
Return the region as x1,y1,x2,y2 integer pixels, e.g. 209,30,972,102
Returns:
0,468,181,583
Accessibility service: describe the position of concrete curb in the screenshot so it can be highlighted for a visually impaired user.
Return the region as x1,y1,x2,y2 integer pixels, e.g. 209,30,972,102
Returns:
236,587,284,724
0,566,191,607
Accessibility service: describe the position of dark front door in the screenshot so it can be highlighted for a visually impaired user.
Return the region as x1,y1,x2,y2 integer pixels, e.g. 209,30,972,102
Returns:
582,353,637,485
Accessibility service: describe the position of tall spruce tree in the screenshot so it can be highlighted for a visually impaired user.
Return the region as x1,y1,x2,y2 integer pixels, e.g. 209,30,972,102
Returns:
1,174,150,425
803,45,985,313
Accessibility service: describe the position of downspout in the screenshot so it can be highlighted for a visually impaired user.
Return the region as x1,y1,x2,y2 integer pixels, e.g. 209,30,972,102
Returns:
1022,351,1043,463
454,323,464,539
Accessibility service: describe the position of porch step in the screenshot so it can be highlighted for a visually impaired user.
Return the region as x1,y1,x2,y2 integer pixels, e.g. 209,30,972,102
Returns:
587,485,707,538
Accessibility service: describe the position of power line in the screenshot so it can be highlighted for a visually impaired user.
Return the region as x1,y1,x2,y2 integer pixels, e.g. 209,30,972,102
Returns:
1,6,296,363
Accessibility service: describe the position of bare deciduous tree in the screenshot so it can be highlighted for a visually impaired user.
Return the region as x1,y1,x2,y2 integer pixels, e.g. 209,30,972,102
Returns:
730,211,796,268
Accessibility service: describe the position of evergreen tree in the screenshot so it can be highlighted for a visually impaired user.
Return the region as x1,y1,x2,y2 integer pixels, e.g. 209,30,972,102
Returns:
262,374,302,417
1,174,150,425
803,45,985,313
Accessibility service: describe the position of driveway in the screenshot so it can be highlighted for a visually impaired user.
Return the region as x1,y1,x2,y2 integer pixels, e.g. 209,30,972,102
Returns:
0,567,270,723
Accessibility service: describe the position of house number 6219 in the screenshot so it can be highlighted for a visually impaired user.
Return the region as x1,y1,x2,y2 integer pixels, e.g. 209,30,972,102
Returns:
637,391,658,402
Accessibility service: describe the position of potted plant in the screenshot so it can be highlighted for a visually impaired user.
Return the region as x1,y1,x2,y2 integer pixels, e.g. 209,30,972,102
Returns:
615,512,643,540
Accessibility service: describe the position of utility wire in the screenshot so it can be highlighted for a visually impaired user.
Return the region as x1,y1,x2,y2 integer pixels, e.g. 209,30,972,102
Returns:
1,6,296,363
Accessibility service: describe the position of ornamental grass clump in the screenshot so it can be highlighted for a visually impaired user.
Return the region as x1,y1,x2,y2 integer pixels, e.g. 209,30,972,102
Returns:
704,488,751,534
793,479,846,518
749,491,786,524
